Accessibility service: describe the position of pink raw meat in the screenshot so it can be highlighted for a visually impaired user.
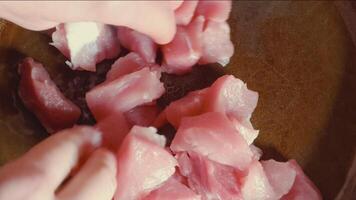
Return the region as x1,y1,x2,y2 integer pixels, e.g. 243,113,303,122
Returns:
171,169,189,186
175,0,199,26
250,145,263,161
106,52,148,83
162,16,205,74
165,89,208,128
86,67,164,120
18,58,81,133
281,160,322,200
51,22,120,71
115,126,177,200
195,0,232,22
241,161,276,200
95,113,131,151
229,117,259,145
163,75,257,128
143,176,201,200
152,111,168,128
199,20,234,66
124,104,160,127
171,112,253,170
117,26,157,63
177,152,243,200
261,160,297,199
205,75,258,121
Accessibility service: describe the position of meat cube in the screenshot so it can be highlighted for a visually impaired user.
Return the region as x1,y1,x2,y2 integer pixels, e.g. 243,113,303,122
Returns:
196,0,232,22
51,22,120,71
171,112,253,170
95,113,131,151
106,52,150,83
229,117,259,145
117,26,157,63
143,176,201,200
175,0,199,25
18,58,81,133
205,75,258,121
162,16,205,74
124,104,160,127
281,160,322,200
165,89,207,128
261,160,297,199
241,161,276,200
199,20,234,66
115,126,177,200
163,75,257,129
177,152,243,200
86,68,164,120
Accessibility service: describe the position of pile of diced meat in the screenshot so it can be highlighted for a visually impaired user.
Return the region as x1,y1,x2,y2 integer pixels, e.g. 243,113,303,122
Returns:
17,1,322,199
51,0,233,74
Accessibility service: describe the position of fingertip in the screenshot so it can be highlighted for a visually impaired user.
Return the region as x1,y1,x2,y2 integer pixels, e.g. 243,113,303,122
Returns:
152,11,177,45
56,148,117,200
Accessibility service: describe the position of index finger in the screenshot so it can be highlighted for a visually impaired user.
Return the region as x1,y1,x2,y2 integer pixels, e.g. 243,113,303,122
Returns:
21,126,102,192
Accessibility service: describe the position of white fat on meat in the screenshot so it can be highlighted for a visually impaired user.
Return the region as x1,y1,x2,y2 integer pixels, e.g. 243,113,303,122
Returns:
51,22,120,71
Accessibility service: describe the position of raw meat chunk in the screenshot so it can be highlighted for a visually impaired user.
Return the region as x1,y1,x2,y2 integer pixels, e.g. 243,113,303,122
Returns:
250,145,263,161
162,16,205,74
106,52,148,83
177,152,243,200
18,58,81,133
171,169,189,186
261,160,297,199
95,113,131,151
165,89,207,128
205,75,258,121
51,22,120,71
229,117,259,145
143,176,201,200
124,104,160,127
281,160,322,200
117,26,157,63
175,0,199,25
241,161,276,200
163,75,258,128
199,20,234,66
196,0,232,22
86,68,164,120
130,126,166,147
115,126,177,200
171,112,253,170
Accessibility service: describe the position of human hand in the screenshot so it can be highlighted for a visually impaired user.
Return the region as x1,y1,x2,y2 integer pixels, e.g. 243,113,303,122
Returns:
0,1,182,44
0,126,117,200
